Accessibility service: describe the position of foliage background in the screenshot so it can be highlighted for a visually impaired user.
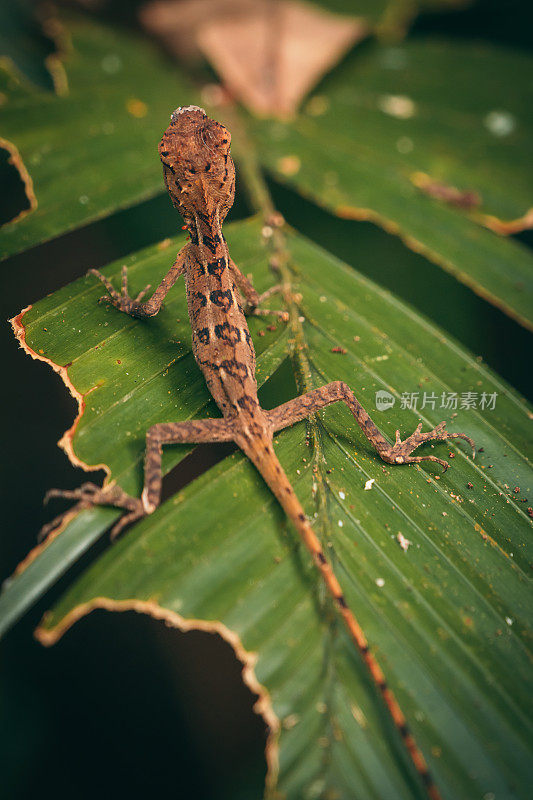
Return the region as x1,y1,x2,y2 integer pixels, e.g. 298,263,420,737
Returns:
0,1,532,798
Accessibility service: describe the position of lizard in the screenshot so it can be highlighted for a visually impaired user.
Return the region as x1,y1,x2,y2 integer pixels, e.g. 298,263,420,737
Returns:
42,105,475,800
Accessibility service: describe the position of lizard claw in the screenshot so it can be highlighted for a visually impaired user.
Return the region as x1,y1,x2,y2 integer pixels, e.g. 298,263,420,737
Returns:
382,420,475,472
246,284,289,322
135,283,151,303
39,482,145,543
43,481,101,505
88,266,149,316
249,307,289,322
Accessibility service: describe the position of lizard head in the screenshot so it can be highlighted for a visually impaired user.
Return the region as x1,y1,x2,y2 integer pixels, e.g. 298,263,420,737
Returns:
159,106,235,228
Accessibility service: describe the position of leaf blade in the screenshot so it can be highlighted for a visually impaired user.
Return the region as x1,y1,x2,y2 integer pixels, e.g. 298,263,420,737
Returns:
0,15,193,258
7,217,530,799
250,38,533,327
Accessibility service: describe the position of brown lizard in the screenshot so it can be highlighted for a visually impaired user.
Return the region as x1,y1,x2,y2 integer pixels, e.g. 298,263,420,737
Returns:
43,105,475,800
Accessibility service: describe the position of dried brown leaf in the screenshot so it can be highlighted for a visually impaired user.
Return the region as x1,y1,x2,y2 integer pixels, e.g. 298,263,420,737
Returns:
140,0,258,61
141,0,367,117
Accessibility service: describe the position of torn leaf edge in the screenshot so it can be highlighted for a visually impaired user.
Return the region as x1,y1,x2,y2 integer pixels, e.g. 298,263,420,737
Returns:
10,303,283,792
10,305,111,479
0,4,70,95
0,11,70,227
0,137,37,226
35,596,281,794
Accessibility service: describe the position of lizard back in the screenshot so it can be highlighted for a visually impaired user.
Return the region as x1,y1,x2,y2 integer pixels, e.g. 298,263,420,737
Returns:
159,106,265,428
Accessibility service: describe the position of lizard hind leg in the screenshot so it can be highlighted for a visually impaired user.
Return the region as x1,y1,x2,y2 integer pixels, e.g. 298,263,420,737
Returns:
227,256,289,322
386,421,475,471
267,381,474,471
40,482,144,542
40,417,233,543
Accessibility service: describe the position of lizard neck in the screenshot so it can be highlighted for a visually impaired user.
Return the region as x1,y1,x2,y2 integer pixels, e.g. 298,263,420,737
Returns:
188,213,223,255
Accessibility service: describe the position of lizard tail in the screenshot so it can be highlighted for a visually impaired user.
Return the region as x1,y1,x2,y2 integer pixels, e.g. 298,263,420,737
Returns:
240,435,441,800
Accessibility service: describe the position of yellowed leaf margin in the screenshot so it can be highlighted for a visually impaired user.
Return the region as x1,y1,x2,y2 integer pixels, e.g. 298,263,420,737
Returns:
0,138,37,226
9,305,112,573
11,305,110,477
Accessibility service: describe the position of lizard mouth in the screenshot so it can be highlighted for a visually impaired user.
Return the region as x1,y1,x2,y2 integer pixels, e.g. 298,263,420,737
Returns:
170,105,206,121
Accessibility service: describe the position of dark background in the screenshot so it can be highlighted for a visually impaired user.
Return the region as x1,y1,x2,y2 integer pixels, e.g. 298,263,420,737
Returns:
1,1,532,798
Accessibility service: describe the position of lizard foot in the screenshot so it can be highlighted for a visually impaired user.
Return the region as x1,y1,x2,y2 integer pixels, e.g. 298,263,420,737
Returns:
88,266,152,317
247,285,289,322
381,421,475,472
40,481,145,542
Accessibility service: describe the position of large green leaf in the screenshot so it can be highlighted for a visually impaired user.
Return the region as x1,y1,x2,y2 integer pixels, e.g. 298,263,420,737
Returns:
0,15,192,258
250,38,533,328
1,225,289,637
6,217,531,799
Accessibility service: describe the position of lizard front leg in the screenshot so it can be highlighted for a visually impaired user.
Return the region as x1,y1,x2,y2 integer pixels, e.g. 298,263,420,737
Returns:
228,256,288,322
41,417,232,542
267,381,475,471
89,245,190,319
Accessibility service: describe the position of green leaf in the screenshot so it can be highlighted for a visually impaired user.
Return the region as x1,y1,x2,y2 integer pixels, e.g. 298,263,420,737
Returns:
0,15,193,258
250,38,533,328
7,217,531,799
0,224,289,637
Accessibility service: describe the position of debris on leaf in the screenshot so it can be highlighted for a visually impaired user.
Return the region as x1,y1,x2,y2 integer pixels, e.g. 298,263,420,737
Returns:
378,94,416,119
126,98,148,118
282,713,299,729
350,704,367,728
411,172,480,209
396,532,412,552
278,155,301,176
364,478,375,491
484,109,516,138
